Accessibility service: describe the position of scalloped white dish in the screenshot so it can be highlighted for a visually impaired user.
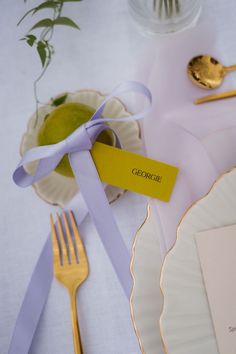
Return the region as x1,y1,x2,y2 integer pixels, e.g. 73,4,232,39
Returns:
20,90,142,206
130,203,165,354
160,168,236,354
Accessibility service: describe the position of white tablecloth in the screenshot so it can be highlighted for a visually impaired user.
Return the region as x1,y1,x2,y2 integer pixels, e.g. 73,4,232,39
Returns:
1,1,236,353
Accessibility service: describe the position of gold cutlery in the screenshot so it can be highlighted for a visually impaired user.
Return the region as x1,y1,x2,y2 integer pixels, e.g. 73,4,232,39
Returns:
194,89,236,104
187,55,236,89
50,211,89,354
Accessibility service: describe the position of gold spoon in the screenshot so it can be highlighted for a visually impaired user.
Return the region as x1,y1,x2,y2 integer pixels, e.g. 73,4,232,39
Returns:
187,55,236,89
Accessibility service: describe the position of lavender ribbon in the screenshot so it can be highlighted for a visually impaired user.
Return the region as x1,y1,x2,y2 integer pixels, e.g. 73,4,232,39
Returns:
10,81,152,354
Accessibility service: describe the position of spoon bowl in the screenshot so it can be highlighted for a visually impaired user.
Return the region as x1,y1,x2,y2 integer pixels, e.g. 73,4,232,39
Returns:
187,55,236,89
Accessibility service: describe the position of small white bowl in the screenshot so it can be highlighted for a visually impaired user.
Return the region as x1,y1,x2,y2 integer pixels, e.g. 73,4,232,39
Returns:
20,89,142,207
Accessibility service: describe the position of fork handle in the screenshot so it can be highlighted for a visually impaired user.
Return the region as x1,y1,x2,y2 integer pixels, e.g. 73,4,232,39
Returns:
69,290,84,354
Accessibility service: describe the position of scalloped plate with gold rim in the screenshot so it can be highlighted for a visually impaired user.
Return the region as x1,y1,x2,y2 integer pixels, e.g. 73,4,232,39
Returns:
130,202,165,354
160,168,236,354
20,89,142,206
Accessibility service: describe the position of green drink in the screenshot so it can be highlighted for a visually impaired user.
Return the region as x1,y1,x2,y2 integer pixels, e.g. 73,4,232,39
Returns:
38,102,113,177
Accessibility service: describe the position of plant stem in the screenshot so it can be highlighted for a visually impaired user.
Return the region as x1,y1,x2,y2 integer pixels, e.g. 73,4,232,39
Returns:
154,0,181,18
33,2,63,127
33,51,51,126
175,0,180,13
19,0,81,127
158,0,163,17
164,0,168,17
169,0,173,17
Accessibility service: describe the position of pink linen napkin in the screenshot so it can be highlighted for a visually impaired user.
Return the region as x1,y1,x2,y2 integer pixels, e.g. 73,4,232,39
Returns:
142,25,236,256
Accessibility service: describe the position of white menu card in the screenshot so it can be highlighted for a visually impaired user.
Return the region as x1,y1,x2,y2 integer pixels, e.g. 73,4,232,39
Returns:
196,224,236,354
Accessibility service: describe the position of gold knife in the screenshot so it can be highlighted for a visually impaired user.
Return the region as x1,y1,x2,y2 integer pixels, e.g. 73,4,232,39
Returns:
194,89,236,104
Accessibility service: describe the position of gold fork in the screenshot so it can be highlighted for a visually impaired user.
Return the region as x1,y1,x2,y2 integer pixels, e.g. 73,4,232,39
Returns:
50,211,89,354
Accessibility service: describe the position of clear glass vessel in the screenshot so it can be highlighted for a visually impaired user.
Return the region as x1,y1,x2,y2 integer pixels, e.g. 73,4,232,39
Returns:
128,0,202,34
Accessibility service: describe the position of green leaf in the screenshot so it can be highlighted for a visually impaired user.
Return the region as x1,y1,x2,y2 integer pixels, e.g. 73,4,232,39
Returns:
18,1,59,26
33,1,59,14
62,0,82,2
26,34,37,46
37,41,47,67
53,16,80,29
52,93,68,106
30,18,53,31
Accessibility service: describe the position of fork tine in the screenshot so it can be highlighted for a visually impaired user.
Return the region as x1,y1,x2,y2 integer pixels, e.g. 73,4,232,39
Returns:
50,214,61,267
62,211,77,264
69,211,88,266
56,213,69,265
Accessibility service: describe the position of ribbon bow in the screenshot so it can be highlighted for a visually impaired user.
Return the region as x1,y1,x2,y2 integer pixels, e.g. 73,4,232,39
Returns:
13,116,121,187
13,81,151,188
10,81,151,354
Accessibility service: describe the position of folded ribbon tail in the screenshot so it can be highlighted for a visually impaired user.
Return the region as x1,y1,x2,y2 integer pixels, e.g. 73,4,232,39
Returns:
69,150,132,297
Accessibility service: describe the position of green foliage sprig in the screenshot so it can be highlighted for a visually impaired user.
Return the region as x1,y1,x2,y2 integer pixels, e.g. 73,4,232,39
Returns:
18,0,82,125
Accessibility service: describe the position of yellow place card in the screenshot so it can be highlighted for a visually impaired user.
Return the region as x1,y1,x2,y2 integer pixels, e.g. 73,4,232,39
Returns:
91,142,178,202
